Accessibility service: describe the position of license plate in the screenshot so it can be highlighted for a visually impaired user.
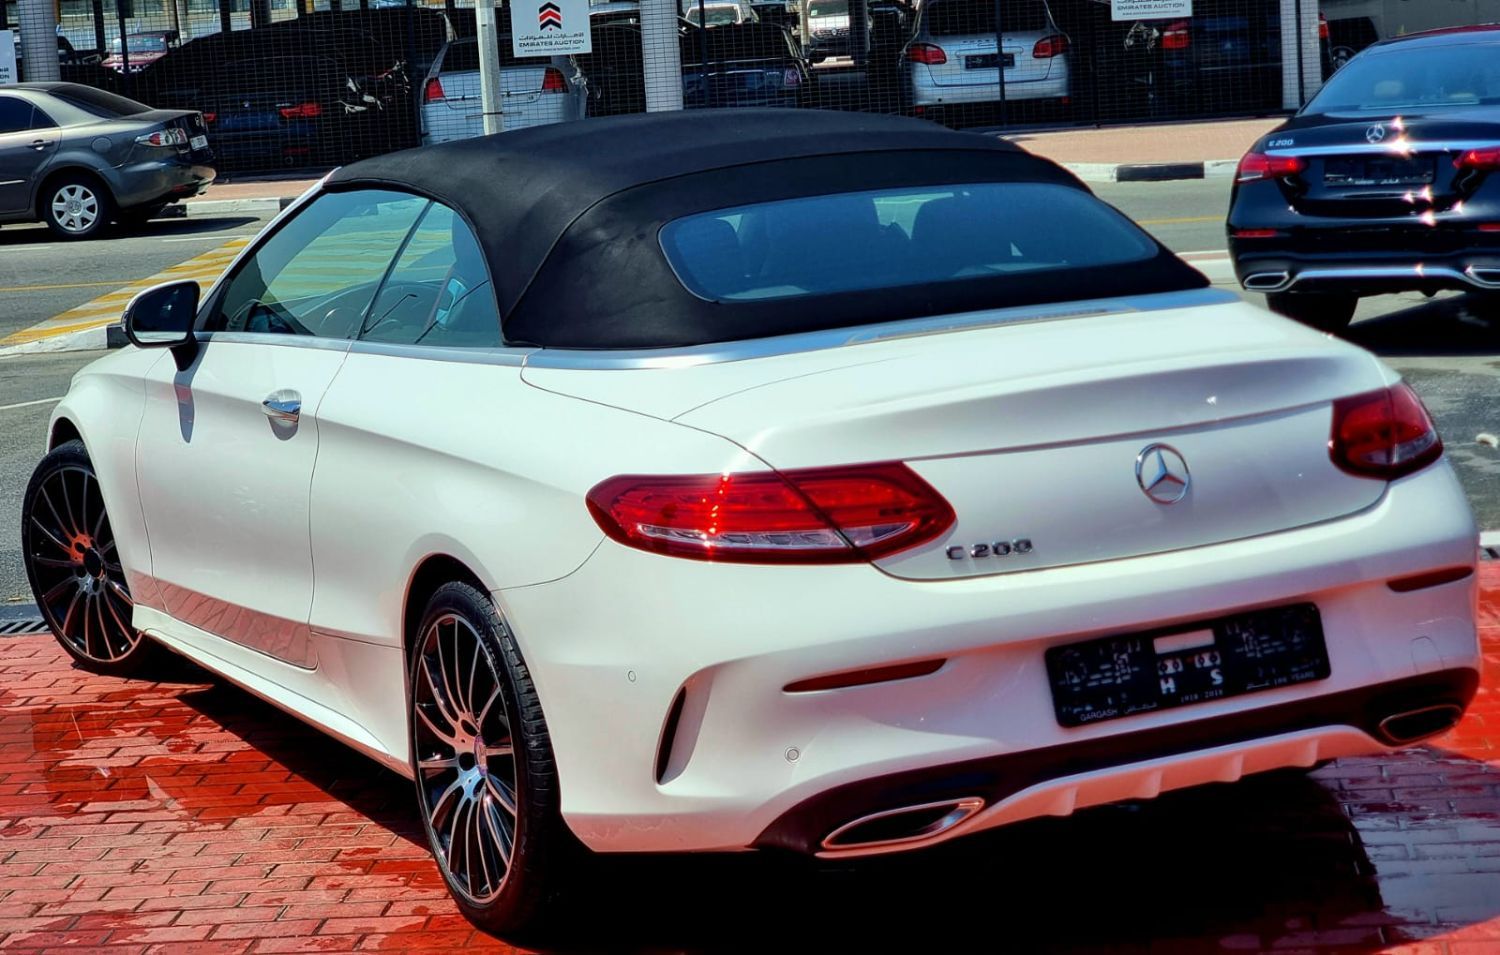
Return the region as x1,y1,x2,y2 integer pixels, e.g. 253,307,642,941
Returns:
1044,604,1330,728
190,135,208,150
965,53,1015,70
1324,155,1435,187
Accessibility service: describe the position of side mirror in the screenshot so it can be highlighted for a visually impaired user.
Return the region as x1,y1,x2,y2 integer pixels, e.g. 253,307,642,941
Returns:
123,279,200,369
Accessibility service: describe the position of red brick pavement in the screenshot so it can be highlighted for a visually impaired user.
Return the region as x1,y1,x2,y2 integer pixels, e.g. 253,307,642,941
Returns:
1,565,1497,953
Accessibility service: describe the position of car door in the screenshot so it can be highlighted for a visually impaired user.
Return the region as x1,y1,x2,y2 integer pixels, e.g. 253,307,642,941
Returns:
0,95,57,215
135,188,430,668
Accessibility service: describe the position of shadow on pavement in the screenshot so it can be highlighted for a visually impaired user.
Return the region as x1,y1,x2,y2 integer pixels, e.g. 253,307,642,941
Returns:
1346,293,1500,357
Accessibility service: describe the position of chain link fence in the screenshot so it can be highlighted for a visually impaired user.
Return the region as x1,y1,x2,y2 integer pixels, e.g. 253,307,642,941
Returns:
1,0,1496,170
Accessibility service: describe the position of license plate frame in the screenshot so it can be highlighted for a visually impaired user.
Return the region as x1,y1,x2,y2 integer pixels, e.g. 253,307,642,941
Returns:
965,52,1015,70
1324,155,1436,187
1044,604,1330,728
189,134,209,151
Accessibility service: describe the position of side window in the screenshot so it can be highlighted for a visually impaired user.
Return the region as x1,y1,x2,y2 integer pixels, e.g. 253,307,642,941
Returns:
360,202,503,348
0,97,32,134
29,105,58,130
207,190,428,339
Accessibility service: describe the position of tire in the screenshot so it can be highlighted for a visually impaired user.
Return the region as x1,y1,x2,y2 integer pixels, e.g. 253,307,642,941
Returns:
41,174,114,240
408,581,578,938
1265,291,1358,333
22,439,161,676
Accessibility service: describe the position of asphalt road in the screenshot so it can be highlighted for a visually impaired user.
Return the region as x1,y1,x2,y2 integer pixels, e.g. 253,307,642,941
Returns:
0,212,273,341
0,181,1497,605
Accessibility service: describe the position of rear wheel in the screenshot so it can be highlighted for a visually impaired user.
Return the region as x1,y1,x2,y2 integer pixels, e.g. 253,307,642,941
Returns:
1265,291,1358,333
42,175,112,240
409,581,579,938
22,440,159,676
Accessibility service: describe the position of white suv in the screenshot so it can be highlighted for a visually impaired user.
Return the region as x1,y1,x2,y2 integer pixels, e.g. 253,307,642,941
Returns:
904,0,1070,123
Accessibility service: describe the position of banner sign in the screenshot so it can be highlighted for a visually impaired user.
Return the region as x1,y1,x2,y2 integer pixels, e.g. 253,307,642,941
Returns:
1111,0,1192,20
513,0,592,56
0,31,17,86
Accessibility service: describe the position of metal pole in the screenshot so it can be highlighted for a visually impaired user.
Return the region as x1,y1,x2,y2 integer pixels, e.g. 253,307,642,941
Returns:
695,0,707,107
641,0,683,110
476,0,506,134
993,0,1005,127
1293,0,1304,105
17,0,62,80
114,0,129,94
91,0,105,60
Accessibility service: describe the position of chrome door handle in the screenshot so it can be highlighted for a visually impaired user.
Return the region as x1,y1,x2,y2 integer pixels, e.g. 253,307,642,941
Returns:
30,139,49,151
261,391,302,423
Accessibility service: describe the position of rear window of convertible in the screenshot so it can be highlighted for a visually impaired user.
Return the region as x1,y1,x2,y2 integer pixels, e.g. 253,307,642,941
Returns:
658,182,1159,303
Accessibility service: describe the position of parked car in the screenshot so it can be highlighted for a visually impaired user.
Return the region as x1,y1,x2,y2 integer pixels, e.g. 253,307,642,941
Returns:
680,0,758,25
0,82,212,238
103,30,179,73
1116,0,1283,117
27,109,1479,938
1228,24,1500,330
904,0,1070,124
420,37,586,144
804,0,851,61
582,17,811,114
198,54,364,168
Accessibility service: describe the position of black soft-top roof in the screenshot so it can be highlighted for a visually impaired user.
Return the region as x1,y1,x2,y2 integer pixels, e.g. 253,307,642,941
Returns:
328,110,1203,348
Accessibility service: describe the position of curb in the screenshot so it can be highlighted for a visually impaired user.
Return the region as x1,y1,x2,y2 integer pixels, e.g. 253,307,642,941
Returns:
0,324,109,357
180,195,298,217
1063,159,1240,184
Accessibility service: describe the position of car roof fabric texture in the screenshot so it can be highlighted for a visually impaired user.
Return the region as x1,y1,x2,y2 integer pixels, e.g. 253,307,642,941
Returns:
329,109,1207,349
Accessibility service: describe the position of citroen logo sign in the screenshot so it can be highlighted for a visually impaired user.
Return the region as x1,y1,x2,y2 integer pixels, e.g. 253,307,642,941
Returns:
1365,122,1387,145
1136,443,1191,505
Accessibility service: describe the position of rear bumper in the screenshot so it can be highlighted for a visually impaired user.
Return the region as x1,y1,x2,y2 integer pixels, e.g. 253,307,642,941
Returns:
498,459,1481,856
112,159,215,210
909,61,1069,106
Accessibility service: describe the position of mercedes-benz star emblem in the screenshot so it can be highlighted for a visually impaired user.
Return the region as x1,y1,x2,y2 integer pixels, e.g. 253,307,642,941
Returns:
1135,443,1191,505
1365,122,1387,144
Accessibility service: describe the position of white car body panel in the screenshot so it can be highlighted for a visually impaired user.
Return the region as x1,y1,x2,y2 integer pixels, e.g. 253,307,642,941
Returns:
44,215,1480,861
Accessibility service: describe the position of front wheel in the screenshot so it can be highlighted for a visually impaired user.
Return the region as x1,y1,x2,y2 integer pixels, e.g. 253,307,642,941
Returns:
1265,291,1358,333
409,581,580,938
22,440,159,675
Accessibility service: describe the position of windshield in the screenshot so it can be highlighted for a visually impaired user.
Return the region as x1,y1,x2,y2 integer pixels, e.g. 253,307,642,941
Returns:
660,182,1157,303
1304,43,1500,112
808,0,846,17
111,34,169,53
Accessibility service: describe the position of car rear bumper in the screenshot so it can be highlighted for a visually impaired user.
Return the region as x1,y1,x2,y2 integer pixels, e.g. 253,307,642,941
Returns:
1231,239,1500,294
909,62,1068,106
113,158,215,210
498,459,1481,856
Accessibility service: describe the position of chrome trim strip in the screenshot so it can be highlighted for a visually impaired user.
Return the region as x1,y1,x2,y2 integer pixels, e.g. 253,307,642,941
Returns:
1242,271,1290,291
523,288,1239,370
0,179,23,187
1273,265,1500,291
197,331,352,352
347,339,535,366
1265,141,1499,158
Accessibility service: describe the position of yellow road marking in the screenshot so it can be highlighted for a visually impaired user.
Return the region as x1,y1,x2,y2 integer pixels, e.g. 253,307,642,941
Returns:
1136,215,1222,226
0,237,251,346
0,280,137,294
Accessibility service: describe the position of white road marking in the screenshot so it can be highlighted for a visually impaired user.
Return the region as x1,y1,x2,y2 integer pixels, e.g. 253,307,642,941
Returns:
0,396,63,412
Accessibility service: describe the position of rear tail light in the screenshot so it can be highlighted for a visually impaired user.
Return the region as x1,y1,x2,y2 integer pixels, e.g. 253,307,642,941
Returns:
1455,147,1500,171
586,463,956,563
279,102,323,119
783,66,802,88
1236,151,1306,183
1477,222,1500,233
541,67,567,93
1318,12,1329,40
906,42,947,65
1032,34,1068,58
424,77,445,102
134,127,188,147
202,112,216,124
1330,383,1443,480
1233,228,1283,239
1161,20,1190,50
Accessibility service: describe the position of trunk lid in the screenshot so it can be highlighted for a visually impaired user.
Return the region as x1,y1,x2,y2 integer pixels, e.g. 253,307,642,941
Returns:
646,298,1389,580
1274,110,1500,217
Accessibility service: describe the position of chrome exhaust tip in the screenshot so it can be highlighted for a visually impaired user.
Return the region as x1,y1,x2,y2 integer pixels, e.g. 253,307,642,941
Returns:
821,797,984,852
1466,266,1500,288
1378,703,1465,745
1243,271,1292,292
